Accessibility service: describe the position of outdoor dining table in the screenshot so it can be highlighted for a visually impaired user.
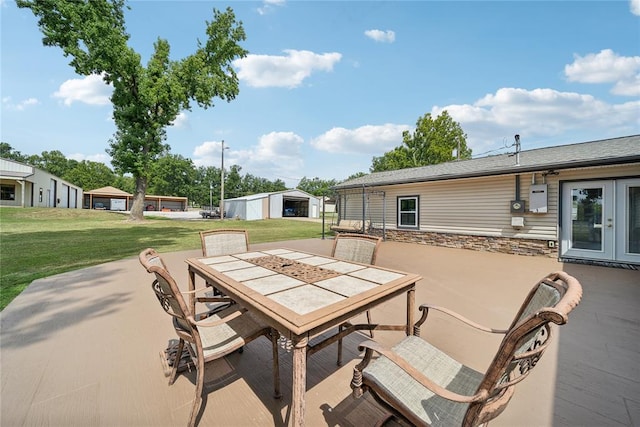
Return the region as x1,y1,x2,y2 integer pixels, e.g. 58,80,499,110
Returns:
185,248,421,427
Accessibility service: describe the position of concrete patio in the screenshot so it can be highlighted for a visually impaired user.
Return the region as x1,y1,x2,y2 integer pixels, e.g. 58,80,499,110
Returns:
2,238,638,426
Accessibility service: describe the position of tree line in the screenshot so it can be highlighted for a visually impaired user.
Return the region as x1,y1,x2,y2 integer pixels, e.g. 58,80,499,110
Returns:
2,108,471,207
0,142,350,206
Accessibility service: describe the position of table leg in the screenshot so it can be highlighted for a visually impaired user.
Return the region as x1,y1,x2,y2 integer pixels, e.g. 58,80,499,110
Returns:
188,268,196,315
291,336,308,426
407,287,415,336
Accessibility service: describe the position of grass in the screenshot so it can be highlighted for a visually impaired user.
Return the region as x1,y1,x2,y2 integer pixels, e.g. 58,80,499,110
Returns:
0,207,335,310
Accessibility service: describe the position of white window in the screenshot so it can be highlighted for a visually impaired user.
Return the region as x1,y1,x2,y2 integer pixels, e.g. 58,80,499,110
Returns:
398,196,419,228
1,184,15,200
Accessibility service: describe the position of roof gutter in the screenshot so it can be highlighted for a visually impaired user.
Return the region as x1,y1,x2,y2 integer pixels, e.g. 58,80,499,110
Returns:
333,155,640,191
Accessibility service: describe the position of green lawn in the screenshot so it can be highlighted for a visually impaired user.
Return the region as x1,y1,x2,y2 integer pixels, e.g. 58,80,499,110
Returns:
0,207,333,310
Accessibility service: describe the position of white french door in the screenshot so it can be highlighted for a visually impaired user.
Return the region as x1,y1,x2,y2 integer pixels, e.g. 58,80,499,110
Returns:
561,179,640,264
615,178,640,263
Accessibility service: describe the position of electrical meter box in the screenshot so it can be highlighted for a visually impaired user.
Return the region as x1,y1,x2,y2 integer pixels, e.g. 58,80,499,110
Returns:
529,184,548,213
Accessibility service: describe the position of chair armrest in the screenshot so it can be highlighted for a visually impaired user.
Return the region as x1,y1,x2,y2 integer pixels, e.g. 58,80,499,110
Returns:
195,296,234,304
353,340,489,404
183,285,234,304
194,308,247,328
414,304,508,335
181,286,210,295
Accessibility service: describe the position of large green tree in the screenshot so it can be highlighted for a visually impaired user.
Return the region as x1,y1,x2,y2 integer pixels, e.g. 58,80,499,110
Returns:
224,165,244,199
371,110,471,172
297,176,339,196
28,150,75,178
0,143,29,163
147,154,196,200
18,0,248,220
63,160,116,191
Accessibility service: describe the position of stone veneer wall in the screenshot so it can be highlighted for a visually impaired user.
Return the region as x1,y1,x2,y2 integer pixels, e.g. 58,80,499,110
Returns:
372,228,558,258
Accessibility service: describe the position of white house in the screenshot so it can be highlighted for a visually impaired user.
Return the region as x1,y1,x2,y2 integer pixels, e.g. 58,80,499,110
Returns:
0,158,83,209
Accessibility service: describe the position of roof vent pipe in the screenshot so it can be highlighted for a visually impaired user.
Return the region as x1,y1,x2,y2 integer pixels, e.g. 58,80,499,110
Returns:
514,134,521,166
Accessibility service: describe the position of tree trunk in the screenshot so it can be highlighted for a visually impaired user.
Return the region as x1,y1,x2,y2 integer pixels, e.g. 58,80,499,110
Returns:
129,175,147,221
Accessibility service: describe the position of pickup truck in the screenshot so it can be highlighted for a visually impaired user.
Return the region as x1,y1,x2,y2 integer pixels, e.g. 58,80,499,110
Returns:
199,206,224,219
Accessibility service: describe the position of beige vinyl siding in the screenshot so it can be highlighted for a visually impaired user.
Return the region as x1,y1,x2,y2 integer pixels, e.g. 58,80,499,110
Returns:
338,162,639,241
373,175,559,240
554,163,639,181
339,195,363,219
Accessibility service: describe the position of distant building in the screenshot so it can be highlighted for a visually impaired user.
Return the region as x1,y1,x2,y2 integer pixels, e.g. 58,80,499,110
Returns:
225,189,321,220
0,158,82,208
83,186,188,211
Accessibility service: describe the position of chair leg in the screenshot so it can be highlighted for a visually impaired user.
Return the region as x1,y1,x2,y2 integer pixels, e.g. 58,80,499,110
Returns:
366,310,374,338
187,352,206,427
270,329,282,399
168,338,185,386
337,324,344,366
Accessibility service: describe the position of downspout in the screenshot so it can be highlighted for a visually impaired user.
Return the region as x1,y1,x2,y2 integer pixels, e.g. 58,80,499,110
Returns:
322,194,326,240
362,185,366,233
514,134,521,205
382,191,386,241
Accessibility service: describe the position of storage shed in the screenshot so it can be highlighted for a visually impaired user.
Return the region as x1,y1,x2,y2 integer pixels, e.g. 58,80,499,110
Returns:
224,189,320,221
83,186,188,211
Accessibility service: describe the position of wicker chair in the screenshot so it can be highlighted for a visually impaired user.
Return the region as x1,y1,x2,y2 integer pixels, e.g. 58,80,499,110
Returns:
199,229,250,299
351,271,583,427
199,229,249,257
332,233,382,365
139,248,280,427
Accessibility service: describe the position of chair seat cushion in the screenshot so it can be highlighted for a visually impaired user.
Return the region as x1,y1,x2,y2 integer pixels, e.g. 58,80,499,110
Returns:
363,335,484,425
193,307,266,361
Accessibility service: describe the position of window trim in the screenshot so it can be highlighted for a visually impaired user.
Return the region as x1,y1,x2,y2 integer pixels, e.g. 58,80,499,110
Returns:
1,184,16,201
397,195,419,229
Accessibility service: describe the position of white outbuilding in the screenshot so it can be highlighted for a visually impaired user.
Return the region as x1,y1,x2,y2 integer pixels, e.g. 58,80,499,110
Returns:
224,189,321,221
0,158,83,208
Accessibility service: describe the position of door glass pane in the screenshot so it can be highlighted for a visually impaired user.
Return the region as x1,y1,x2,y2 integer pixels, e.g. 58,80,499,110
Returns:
571,188,603,250
628,186,640,254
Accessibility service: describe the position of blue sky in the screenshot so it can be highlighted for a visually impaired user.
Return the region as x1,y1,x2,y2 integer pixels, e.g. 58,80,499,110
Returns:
2,0,639,188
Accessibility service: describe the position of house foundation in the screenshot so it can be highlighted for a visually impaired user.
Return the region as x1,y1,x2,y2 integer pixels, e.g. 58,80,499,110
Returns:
373,228,558,258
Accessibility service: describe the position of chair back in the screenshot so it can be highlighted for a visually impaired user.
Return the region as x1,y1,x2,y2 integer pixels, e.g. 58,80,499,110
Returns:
200,229,249,257
331,233,382,265
466,271,582,425
139,248,194,336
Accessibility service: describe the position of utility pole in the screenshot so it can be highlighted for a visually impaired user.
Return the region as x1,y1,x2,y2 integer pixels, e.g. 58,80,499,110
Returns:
220,140,229,220
209,181,213,211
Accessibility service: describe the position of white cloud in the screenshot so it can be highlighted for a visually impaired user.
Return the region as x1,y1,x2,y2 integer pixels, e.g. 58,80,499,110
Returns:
2,96,39,111
364,29,396,43
433,87,640,152
67,152,112,166
171,112,189,129
631,0,640,15
612,74,640,96
192,132,304,186
564,49,640,96
310,124,411,154
233,49,342,88
53,74,112,106
257,0,285,15
192,140,225,167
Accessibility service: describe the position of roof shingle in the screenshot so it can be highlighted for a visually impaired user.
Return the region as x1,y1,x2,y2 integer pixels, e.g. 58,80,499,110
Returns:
334,135,640,189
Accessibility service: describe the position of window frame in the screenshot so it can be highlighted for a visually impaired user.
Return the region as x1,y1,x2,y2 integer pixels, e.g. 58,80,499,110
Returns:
397,195,419,229
1,184,16,201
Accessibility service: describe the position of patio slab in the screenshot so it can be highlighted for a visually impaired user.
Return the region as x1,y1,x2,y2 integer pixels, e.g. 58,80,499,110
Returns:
2,238,638,426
